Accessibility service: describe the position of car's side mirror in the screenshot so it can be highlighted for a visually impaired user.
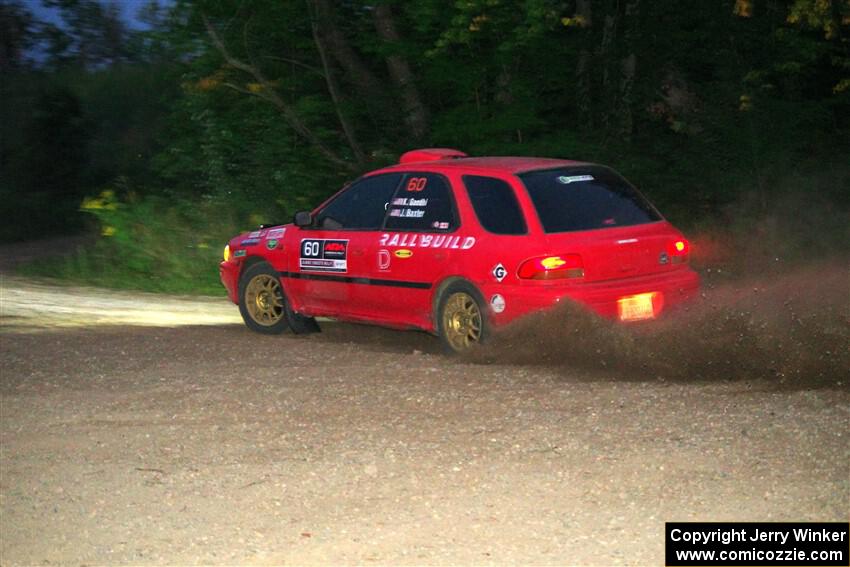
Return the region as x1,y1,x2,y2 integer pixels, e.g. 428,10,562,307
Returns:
293,211,312,227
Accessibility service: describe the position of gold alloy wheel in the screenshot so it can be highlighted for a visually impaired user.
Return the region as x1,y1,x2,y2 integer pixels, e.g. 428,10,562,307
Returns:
442,292,482,351
244,274,284,326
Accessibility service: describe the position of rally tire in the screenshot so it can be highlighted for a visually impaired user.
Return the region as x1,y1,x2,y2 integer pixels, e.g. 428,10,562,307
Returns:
437,282,488,354
238,263,290,334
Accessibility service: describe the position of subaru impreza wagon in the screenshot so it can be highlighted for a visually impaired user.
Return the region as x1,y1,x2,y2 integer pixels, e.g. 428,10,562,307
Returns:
220,148,699,352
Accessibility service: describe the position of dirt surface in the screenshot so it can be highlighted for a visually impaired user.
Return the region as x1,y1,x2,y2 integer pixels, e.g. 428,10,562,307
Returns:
1,275,241,331
1,275,849,565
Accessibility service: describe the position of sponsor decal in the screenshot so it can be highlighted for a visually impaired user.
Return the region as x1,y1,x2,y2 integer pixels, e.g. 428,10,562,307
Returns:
322,241,347,258
389,208,425,218
431,221,450,230
492,263,507,282
378,249,391,270
266,239,279,250
248,230,263,238
379,233,475,250
557,174,594,184
392,197,428,207
300,239,348,273
233,249,247,258
266,228,285,239
394,249,413,259
490,294,506,313
240,238,260,246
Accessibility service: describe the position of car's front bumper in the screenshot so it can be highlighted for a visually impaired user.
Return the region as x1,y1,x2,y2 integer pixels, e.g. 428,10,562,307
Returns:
220,260,240,304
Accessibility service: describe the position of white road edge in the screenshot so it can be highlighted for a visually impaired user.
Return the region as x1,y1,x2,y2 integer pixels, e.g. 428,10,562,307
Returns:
0,275,242,330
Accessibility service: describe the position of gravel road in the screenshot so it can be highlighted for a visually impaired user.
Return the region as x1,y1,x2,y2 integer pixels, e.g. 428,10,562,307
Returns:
1,276,848,565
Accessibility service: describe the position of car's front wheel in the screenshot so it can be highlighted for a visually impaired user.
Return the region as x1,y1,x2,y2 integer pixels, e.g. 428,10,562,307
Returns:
239,263,289,334
238,262,321,335
437,282,487,353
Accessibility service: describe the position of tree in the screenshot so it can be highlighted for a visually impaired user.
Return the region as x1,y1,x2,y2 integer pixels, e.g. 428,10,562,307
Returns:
41,0,131,69
372,2,429,141
0,1,35,71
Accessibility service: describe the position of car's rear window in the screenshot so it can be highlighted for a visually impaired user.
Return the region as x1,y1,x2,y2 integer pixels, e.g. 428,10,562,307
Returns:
463,175,527,235
518,166,661,233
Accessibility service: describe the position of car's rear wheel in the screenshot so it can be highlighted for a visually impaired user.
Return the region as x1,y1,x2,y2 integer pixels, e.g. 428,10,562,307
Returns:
437,282,487,353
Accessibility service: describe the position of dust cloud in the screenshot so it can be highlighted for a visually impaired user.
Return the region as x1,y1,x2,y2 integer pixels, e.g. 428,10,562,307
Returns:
471,262,849,389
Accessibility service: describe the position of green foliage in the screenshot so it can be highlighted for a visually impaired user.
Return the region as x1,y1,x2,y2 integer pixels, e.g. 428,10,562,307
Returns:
0,77,88,239
23,189,242,294
5,0,849,293
0,62,181,241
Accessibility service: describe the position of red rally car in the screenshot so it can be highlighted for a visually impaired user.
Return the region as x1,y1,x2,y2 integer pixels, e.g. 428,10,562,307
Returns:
220,148,700,352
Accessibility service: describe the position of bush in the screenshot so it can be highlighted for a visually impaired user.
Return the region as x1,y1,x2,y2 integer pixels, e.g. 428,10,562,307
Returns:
22,190,243,295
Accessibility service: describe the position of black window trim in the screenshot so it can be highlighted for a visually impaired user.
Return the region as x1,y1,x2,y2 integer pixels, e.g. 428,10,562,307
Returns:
462,174,529,236
379,171,461,234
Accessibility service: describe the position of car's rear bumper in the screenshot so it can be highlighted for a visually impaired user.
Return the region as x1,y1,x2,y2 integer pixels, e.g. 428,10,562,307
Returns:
483,267,700,325
220,260,240,304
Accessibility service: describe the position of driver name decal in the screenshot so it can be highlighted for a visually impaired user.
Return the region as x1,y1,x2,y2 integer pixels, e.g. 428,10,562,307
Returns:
379,233,475,250
300,239,348,273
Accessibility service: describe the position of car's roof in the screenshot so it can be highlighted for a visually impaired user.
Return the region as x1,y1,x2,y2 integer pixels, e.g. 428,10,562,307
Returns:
376,156,591,175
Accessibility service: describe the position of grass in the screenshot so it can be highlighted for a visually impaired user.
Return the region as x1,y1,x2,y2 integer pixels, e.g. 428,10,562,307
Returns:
17,193,242,296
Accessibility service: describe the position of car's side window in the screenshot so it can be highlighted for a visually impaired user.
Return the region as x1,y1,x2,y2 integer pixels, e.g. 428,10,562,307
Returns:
463,175,527,235
384,173,456,232
315,173,403,230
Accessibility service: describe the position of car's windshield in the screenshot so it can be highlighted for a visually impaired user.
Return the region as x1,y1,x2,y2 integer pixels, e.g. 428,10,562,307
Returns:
518,166,661,233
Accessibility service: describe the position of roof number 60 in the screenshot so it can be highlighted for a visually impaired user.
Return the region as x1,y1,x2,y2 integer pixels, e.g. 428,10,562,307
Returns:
406,177,427,192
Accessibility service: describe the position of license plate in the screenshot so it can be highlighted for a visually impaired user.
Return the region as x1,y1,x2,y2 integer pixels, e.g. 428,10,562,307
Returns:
617,292,658,322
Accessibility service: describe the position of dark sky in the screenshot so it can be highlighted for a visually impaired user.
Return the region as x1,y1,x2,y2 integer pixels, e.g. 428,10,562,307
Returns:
22,0,155,30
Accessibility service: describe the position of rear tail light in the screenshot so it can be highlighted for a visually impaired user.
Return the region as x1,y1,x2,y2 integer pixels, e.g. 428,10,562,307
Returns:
669,238,690,264
518,254,584,280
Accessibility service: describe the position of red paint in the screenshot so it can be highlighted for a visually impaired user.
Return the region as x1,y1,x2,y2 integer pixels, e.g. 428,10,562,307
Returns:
219,151,700,333
398,148,468,164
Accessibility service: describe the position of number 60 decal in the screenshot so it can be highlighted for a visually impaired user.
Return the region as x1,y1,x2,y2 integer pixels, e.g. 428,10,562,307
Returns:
406,177,427,192
302,240,320,257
